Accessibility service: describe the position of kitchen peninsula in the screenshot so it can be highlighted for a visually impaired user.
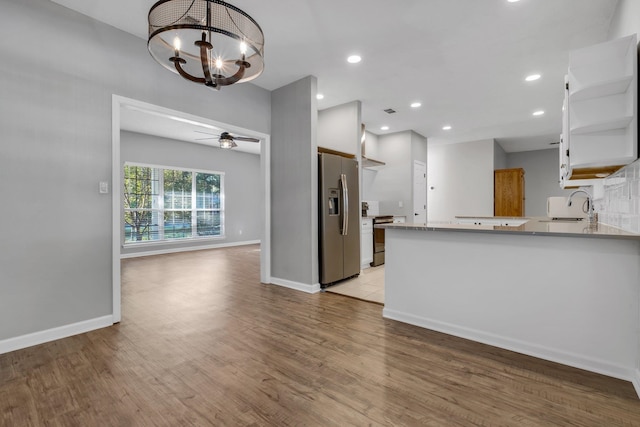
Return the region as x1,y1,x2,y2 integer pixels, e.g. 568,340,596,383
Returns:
379,218,640,396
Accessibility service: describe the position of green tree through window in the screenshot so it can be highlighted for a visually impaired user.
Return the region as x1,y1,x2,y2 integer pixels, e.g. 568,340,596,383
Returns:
196,173,221,236
123,164,224,243
164,169,193,239
123,166,159,242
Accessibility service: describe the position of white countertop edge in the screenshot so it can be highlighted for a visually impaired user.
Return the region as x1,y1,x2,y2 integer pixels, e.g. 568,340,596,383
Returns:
377,219,640,240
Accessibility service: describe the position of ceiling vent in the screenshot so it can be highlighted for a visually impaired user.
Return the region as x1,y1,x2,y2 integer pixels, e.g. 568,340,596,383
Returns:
383,108,396,114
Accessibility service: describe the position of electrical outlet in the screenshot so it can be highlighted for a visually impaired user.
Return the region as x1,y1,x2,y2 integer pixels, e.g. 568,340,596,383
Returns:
398,201,403,208
99,181,109,194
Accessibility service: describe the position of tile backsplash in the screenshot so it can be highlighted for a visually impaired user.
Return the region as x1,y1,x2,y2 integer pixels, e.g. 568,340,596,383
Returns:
596,158,640,234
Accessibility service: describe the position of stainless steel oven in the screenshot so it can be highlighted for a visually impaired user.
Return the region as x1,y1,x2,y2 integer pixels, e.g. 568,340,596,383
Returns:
371,216,393,267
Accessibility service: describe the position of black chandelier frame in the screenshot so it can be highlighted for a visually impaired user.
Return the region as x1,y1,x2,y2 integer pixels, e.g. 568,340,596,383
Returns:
148,0,264,90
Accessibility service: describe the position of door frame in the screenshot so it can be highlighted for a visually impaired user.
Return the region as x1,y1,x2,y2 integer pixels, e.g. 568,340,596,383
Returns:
111,95,271,323
413,160,427,223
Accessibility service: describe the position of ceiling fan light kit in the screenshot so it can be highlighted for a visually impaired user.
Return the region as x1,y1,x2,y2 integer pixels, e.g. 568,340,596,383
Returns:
218,132,237,149
194,130,259,149
148,0,264,90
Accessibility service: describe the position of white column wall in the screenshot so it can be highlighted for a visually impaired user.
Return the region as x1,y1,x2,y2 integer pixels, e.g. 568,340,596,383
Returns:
427,139,495,221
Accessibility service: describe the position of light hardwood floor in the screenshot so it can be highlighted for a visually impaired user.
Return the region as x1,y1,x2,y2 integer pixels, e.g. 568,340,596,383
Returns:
2,244,640,425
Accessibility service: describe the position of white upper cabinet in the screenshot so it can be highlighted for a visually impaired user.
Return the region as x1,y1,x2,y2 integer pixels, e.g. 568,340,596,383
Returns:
562,34,637,184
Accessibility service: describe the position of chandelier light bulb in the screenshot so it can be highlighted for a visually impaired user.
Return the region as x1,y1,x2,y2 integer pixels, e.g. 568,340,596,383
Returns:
240,41,247,55
215,58,224,69
173,36,181,52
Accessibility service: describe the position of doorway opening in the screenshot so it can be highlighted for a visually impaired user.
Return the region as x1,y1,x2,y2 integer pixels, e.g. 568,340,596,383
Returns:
111,95,271,323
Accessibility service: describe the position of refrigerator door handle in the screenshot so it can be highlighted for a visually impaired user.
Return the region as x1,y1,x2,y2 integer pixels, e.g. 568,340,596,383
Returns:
340,173,349,235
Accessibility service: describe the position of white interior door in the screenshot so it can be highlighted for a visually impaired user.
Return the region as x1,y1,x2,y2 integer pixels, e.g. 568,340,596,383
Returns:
413,160,427,223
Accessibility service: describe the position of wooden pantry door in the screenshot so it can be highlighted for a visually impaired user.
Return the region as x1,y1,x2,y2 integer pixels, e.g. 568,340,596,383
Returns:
494,168,525,217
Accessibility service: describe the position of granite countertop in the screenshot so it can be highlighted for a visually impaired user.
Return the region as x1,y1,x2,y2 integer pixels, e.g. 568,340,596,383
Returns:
376,217,640,240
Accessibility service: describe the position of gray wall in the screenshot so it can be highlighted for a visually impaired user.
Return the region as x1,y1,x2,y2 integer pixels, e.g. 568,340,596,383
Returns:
412,132,428,165
363,130,380,159
120,131,262,255
608,0,640,40
506,148,573,216
270,76,318,287
0,0,270,341
494,142,507,170
317,101,362,155
361,131,379,201
367,130,427,217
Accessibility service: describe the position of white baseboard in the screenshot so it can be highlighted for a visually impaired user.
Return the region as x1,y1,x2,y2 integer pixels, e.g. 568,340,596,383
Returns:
270,277,321,294
0,315,114,355
120,240,260,259
383,308,635,386
632,369,640,399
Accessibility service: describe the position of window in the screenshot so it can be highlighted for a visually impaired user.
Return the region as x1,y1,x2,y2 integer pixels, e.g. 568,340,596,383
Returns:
123,164,224,244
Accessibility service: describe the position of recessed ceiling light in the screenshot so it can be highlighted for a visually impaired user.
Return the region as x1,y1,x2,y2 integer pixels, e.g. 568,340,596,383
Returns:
525,74,541,82
316,93,324,100
410,102,422,108
442,125,452,130
381,126,389,131
533,110,545,116
347,55,361,64
507,0,520,2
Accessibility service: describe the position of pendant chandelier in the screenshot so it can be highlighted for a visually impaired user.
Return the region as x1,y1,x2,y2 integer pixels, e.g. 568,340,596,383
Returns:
148,0,265,90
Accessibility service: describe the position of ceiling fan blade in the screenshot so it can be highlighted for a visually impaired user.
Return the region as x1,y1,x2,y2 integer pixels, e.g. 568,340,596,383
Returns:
194,137,218,140
233,136,260,143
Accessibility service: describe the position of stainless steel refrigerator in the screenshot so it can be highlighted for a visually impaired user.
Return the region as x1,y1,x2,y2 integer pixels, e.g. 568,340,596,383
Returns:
319,152,361,286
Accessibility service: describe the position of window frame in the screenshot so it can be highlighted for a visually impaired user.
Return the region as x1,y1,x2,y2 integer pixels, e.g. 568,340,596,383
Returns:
123,162,225,246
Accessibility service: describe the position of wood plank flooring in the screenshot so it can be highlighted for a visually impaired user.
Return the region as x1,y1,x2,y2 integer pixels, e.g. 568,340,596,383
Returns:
1,244,640,425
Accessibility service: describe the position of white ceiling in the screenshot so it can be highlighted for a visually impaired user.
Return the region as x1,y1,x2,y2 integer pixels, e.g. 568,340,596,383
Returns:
120,107,262,155
51,0,619,153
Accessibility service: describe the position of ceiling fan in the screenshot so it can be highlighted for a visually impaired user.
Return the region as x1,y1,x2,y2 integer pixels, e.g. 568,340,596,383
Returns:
194,130,260,149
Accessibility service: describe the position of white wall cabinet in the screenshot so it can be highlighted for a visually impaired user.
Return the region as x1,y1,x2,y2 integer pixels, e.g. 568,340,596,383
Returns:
561,34,638,187
360,218,373,269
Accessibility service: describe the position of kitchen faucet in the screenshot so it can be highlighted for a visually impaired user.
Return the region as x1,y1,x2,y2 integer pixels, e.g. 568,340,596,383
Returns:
566,189,596,223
